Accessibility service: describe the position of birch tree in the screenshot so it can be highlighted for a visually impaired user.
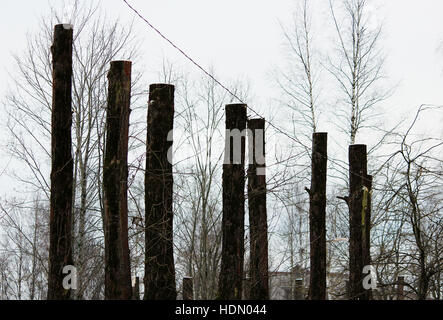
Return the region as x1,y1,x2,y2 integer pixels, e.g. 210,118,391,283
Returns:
328,0,389,144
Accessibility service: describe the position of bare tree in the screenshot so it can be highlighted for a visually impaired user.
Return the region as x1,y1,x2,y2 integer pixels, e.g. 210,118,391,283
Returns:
277,0,322,147
3,0,141,299
328,0,389,144
270,2,323,298
165,65,249,300
387,105,443,299
0,198,49,300
366,105,442,300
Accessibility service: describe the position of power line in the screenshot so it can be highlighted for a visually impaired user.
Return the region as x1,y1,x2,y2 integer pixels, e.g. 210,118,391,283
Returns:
121,0,386,188
121,1,298,140
122,0,242,103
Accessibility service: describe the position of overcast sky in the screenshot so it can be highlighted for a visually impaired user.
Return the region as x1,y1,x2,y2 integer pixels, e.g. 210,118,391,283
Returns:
2,1,443,108
1,0,443,196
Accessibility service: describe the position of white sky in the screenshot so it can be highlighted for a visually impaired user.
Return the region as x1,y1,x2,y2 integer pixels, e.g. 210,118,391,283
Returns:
1,0,442,108
1,0,443,196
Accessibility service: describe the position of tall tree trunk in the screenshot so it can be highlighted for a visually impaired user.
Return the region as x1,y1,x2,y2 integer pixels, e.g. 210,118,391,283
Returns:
103,60,132,300
48,24,74,300
144,84,177,300
247,118,269,300
307,132,327,300
348,144,367,300
361,174,373,300
218,104,247,300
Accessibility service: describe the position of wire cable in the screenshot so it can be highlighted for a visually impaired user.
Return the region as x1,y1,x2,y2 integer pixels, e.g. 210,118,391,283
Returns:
121,0,389,187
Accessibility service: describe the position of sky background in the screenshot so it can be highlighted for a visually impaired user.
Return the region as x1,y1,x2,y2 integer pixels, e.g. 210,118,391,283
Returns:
0,0,443,197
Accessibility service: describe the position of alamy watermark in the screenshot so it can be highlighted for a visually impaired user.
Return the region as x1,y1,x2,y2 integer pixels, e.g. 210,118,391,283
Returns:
168,128,266,175
62,265,78,290
224,128,266,176
362,265,377,290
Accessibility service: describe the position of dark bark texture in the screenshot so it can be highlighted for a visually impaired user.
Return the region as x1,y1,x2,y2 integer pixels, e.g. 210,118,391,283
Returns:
247,118,269,300
348,144,368,300
132,277,140,300
144,84,177,300
48,24,74,300
183,277,194,301
361,174,373,300
218,104,247,300
397,276,405,300
308,132,328,300
103,61,132,300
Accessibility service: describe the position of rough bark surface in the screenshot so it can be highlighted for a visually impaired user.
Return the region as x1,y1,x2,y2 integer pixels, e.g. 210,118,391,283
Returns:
247,118,269,300
103,60,132,300
48,24,74,300
308,132,327,300
218,104,247,300
348,144,367,300
144,84,177,300
183,277,194,301
132,277,140,300
362,174,373,300
397,276,405,300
